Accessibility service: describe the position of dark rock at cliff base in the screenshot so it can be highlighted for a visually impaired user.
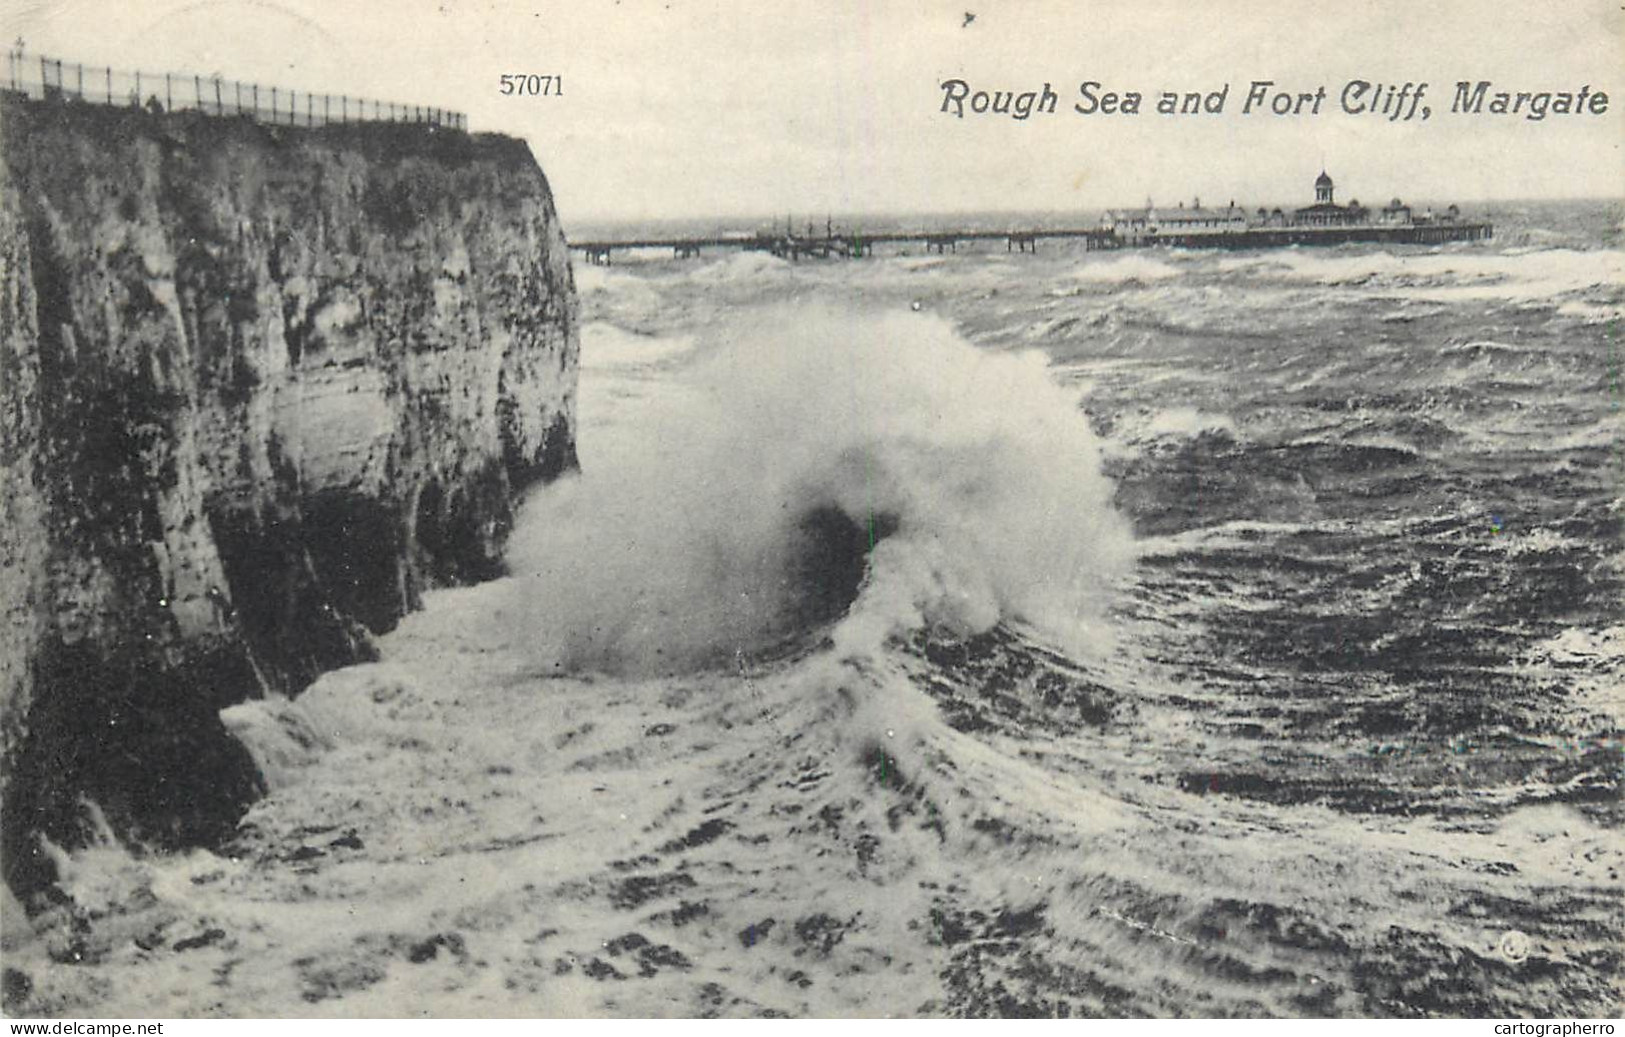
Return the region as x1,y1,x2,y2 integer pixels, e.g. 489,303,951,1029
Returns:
0,94,579,901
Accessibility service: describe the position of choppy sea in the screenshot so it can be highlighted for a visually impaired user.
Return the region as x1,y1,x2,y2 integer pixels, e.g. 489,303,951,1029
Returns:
9,199,1622,1018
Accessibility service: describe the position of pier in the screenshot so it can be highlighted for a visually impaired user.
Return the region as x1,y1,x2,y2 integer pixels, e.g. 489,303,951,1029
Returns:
568,221,1492,265
570,172,1493,264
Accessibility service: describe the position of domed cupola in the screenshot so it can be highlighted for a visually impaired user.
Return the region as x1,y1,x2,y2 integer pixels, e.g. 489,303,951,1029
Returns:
1314,170,1334,205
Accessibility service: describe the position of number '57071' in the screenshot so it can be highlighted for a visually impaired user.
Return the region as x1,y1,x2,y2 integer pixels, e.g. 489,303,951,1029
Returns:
500,75,563,96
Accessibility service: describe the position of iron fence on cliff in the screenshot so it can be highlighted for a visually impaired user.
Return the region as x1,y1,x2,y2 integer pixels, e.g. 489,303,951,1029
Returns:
4,51,467,131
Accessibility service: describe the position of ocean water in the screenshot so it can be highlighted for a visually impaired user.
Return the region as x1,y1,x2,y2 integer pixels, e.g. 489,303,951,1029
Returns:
7,200,1622,1018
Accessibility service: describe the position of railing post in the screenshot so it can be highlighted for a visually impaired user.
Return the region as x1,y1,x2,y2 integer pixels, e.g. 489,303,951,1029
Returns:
134,69,140,105
324,93,329,124
106,66,111,103
236,81,241,114
341,95,347,122
195,74,201,109
39,56,45,94
77,62,83,99
165,72,171,111
214,77,222,115
252,83,258,118
270,86,276,121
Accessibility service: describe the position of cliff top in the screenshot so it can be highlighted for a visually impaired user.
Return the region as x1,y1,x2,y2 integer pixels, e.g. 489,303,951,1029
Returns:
0,90,540,176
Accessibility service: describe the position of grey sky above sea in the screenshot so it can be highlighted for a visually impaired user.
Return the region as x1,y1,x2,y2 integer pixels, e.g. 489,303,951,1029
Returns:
5,0,1621,222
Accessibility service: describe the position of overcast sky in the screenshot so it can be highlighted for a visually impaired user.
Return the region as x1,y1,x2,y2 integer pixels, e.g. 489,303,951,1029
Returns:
4,0,1621,225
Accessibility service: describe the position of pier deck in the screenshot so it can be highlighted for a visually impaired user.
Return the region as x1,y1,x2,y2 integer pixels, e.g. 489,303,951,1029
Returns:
568,221,1492,264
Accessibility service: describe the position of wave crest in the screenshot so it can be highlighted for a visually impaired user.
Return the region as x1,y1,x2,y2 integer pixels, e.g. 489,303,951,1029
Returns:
500,304,1132,675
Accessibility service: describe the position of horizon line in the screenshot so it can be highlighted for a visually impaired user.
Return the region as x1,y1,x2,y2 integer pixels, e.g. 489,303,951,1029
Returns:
562,193,1624,228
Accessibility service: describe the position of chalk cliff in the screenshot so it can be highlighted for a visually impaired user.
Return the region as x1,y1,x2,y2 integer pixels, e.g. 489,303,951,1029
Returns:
0,95,578,900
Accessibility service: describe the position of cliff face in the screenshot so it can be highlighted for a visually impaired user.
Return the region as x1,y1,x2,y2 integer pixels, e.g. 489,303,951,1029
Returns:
0,96,578,900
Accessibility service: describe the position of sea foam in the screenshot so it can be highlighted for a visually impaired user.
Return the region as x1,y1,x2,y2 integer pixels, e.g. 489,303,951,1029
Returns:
500,303,1133,675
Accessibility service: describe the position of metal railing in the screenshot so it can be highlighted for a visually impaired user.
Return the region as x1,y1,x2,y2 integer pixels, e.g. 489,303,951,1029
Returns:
4,50,467,131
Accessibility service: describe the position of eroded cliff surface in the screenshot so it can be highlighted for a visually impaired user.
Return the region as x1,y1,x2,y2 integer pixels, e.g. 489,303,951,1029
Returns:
0,95,578,899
